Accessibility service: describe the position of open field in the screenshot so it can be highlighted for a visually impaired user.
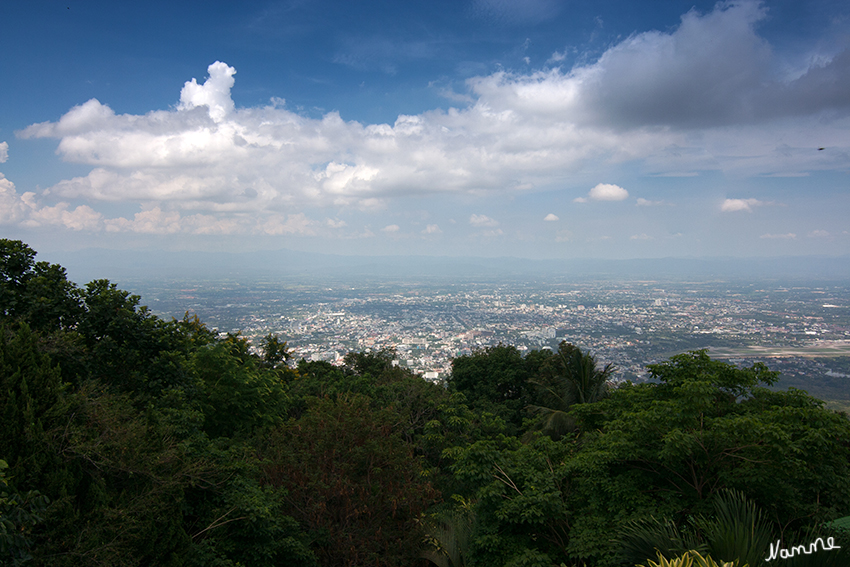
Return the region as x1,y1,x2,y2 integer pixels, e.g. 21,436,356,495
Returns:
710,341,850,359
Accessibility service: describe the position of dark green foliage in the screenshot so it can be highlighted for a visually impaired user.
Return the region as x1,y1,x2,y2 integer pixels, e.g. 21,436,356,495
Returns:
191,339,290,438
0,460,49,566
295,350,448,444
77,279,183,395
619,489,850,567
0,240,316,567
0,240,82,333
3,240,850,567
261,395,440,567
448,344,544,433
447,433,574,567
567,352,850,565
422,504,478,567
527,341,613,440
619,516,704,566
618,489,774,567
420,392,510,494
259,332,291,369
0,323,63,483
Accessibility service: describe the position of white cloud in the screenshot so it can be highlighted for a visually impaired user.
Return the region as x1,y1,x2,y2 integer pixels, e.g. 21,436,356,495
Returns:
12,1,850,238
721,198,764,212
469,213,499,227
543,213,559,221
588,183,628,201
422,224,441,234
104,207,181,234
0,173,103,230
381,224,400,232
23,202,102,231
808,230,829,238
548,50,567,63
760,232,796,239
573,197,588,203
0,142,8,163
630,233,653,240
0,173,27,224
326,218,347,228
178,61,236,123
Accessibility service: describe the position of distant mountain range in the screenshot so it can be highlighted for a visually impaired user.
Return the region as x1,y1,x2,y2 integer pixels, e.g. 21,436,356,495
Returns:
43,247,850,284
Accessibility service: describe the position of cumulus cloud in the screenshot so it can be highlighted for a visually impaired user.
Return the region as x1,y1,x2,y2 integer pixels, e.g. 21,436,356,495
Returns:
721,198,765,212
422,224,441,234
178,62,236,122
471,1,849,129
469,213,499,227
587,183,629,201
0,173,103,230
381,224,400,232
0,174,27,224
543,213,559,221
0,142,8,163
12,1,850,237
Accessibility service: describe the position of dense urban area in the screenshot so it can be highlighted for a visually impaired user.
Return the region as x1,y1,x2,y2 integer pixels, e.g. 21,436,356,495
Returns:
130,276,850,409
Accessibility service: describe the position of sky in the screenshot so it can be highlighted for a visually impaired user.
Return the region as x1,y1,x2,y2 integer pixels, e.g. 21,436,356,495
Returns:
1,0,849,261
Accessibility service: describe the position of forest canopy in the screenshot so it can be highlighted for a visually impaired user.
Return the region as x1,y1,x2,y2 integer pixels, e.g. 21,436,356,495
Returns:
2,239,849,567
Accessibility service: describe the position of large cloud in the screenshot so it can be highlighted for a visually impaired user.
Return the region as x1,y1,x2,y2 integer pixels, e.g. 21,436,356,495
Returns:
12,2,850,235
469,1,850,128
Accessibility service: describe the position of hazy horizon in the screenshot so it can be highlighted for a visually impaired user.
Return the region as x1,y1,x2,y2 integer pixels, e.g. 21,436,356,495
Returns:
29,244,850,287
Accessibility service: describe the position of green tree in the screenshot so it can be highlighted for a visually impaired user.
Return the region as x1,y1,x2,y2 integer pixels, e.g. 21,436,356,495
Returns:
191,339,290,439
566,351,850,565
0,240,82,332
448,344,543,433
446,433,574,567
619,489,774,567
0,460,48,566
261,394,440,567
527,341,613,440
258,332,291,369
0,323,63,489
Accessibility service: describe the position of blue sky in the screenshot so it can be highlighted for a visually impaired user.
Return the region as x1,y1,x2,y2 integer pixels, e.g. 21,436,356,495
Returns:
1,0,848,260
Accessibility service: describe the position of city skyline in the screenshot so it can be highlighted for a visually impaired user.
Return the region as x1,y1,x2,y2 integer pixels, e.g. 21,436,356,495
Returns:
1,0,849,261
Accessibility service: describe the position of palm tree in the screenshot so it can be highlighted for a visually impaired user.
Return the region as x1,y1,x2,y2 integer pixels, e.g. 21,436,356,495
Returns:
527,341,613,439
619,490,775,567
422,508,478,567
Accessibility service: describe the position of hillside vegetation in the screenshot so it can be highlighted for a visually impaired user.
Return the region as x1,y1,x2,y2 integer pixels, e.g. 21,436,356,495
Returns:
2,239,849,567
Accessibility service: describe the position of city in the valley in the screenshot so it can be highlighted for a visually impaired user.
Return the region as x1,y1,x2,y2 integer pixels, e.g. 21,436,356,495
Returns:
127,276,850,410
